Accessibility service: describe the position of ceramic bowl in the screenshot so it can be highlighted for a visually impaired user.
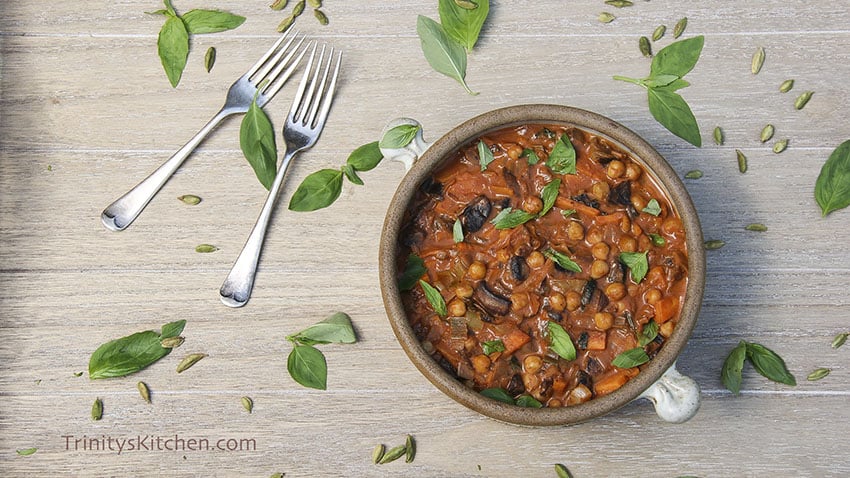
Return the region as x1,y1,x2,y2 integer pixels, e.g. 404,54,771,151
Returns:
378,104,705,426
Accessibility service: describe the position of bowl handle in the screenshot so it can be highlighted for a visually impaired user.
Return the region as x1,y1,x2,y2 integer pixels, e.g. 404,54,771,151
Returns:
380,118,432,171
638,362,701,423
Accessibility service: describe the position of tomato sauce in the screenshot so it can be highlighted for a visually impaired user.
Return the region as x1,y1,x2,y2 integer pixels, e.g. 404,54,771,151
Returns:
397,124,688,407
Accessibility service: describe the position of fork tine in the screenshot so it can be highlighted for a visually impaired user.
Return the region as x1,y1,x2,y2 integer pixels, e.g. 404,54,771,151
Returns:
304,46,334,127
296,45,326,124
311,51,342,132
244,28,297,79
260,40,309,100
251,32,304,85
289,42,318,120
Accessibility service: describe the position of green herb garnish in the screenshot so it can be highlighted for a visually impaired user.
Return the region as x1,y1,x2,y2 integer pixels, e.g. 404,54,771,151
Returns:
539,179,561,217
16,448,37,456
240,89,278,190
419,279,447,317
479,387,515,404
438,0,489,51
546,134,577,175
490,207,536,229
521,148,540,165
648,233,665,246
547,321,576,361
478,140,495,171
453,218,464,243
642,198,662,216
398,254,427,291
638,320,659,346
416,15,477,95
614,36,705,147
481,339,505,355
619,251,649,283
285,312,358,390
543,248,581,273
612,347,650,368
289,141,384,211
380,124,421,149
88,320,186,379
814,139,850,216
514,395,543,408
721,340,796,395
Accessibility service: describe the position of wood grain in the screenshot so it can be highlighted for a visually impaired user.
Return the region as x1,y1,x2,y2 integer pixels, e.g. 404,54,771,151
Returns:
2,1,849,476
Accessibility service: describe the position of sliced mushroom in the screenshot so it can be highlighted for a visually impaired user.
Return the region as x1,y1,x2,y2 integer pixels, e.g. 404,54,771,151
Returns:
506,373,526,396
472,283,512,317
509,255,529,282
572,193,600,209
461,195,492,233
608,180,632,206
580,280,597,309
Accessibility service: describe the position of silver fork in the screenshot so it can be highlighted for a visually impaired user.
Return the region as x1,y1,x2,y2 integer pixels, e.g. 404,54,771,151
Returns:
220,43,342,308
101,30,308,231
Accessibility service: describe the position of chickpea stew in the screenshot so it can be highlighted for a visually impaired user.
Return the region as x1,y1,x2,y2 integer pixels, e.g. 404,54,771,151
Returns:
396,124,689,408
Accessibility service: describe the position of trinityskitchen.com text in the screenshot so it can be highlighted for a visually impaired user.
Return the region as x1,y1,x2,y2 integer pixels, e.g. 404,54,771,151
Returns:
61,435,257,455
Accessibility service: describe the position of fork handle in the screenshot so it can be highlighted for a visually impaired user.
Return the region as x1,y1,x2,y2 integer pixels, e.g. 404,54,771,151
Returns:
219,150,297,308
100,109,233,231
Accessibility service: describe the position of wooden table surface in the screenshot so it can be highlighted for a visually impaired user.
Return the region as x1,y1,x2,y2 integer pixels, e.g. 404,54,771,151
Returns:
2,1,849,476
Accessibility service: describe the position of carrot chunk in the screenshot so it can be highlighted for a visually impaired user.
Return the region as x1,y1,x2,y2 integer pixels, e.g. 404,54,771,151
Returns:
501,327,531,355
594,371,630,396
585,330,607,350
654,296,680,324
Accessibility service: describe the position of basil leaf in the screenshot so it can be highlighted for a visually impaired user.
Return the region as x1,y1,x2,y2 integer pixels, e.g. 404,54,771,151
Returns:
287,312,357,346
641,74,679,88
619,251,649,283
481,339,505,355
419,279,447,317
341,164,363,185
346,141,383,172
380,124,421,149
453,218,464,243
181,9,246,34
647,86,702,147
546,134,576,175
240,92,278,190
612,347,650,368
416,15,477,95
478,140,495,171
157,13,190,87
650,35,704,78
721,340,747,395
399,254,427,291
638,320,659,347
490,207,535,229
437,0,489,51
89,320,185,379
547,321,576,361
543,248,581,273
521,148,540,165
288,169,344,212
814,139,850,216
649,233,666,246
515,395,543,408
642,198,662,216
538,179,561,217
287,344,328,390
745,342,796,386
560,209,576,218
480,387,515,404
16,447,37,456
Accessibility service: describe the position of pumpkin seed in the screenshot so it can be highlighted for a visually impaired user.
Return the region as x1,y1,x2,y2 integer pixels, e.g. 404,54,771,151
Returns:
751,46,765,74
713,126,724,145
794,91,813,110
672,17,687,38
276,14,295,33
831,332,848,349
313,9,329,25
736,149,748,173
137,381,151,403
204,47,216,73
745,223,768,232
176,353,207,373
555,464,574,478
307,0,321,7
92,398,103,420
241,396,253,413
773,139,788,154
704,239,726,250
178,194,201,205
604,0,634,7
405,435,416,463
160,336,185,348
16,448,37,456
779,79,794,93
378,445,407,464
371,444,385,464
684,170,703,179
639,36,652,57
652,25,666,42
195,244,218,253
269,0,288,11
292,0,305,16
598,12,616,23
760,124,775,143
806,368,830,381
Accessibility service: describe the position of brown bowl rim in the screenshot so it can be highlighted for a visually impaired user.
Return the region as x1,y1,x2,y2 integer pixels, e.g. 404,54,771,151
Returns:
379,104,705,426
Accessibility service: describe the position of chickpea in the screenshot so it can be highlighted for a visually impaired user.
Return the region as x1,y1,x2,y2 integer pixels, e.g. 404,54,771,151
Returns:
523,355,543,374
548,398,563,408
527,250,545,268
565,290,582,311
645,288,662,305
496,248,511,263
522,195,544,215
607,159,626,179
591,242,610,260
506,144,523,160
618,235,637,253
448,299,467,317
662,217,684,235
594,312,614,330
625,162,642,181
591,181,611,200
456,283,474,299
471,354,491,374
566,221,585,241
467,261,487,280
586,227,604,244
631,194,647,212
647,266,667,287
659,320,676,338
548,292,566,312
590,260,610,279
620,215,631,234
511,292,529,311
605,282,627,301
